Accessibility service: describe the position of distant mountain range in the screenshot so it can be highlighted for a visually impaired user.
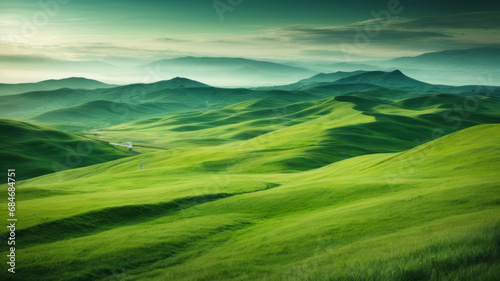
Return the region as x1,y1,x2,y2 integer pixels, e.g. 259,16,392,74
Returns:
0,55,117,70
332,70,428,88
2,48,500,87
263,71,370,91
265,70,428,91
383,47,500,71
315,62,385,73
311,48,500,86
267,69,500,98
140,56,317,87
0,77,114,96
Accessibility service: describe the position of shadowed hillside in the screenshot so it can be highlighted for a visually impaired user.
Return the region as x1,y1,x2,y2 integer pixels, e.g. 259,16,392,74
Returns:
0,119,131,179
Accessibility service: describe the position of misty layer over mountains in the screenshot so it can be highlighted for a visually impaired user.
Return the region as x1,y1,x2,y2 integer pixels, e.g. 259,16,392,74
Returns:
1,48,499,87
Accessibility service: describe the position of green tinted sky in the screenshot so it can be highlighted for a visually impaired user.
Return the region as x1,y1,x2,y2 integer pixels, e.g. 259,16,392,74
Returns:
1,0,500,63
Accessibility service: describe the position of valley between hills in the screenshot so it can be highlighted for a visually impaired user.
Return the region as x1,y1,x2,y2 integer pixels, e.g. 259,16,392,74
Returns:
1,69,499,280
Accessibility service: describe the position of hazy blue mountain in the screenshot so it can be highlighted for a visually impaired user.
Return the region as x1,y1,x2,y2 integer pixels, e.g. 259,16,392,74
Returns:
259,69,500,98
0,77,114,96
332,70,430,89
320,62,385,72
329,69,500,95
110,77,210,92
0,55,122,87
1,55,118,71
303,71,370,83
265,71,371,91
355,48,500,86
142,57,318,87
384,48,500,71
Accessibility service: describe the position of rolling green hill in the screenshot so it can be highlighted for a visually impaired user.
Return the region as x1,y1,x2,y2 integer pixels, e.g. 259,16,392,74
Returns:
0,119,131,179
31,100,178,130
0,70,499,281
0,78,215,129
1,123,498,280
0,78,323,131
91,93,500,173
1,74,498,134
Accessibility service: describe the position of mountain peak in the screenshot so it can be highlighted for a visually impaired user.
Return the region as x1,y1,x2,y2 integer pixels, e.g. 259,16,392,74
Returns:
391,70,404,75
333,70,429,88
169,76,190,81
153,77,211,88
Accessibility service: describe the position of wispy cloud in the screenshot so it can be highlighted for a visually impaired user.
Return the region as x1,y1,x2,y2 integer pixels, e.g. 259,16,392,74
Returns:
396,12,500,30
1,9,500,65
153,37,186,42
279,26,451,44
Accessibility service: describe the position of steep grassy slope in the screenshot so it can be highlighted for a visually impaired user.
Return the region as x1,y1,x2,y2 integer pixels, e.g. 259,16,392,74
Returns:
1,124,498,280
0,119,131,179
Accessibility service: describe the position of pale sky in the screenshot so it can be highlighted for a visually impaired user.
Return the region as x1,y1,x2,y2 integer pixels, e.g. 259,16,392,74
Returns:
0,0,499,83
1,1,499,62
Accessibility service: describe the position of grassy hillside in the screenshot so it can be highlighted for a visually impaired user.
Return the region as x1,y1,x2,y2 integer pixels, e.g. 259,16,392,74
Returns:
2,74,498,134
0,78,212,119
0,119,131,179
1,124,498,280
1,71,499,280
89,93,500,173
0,78,327,131
31,100,180,131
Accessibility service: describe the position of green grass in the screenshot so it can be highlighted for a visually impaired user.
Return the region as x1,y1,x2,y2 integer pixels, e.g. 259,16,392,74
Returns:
0,79,323,132
1,123,499,280
1,79,499,280
88,94,500,174
0,119,131,179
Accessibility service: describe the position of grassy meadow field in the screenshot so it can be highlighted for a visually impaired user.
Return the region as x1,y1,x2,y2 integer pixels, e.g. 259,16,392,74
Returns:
0,68,499,280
